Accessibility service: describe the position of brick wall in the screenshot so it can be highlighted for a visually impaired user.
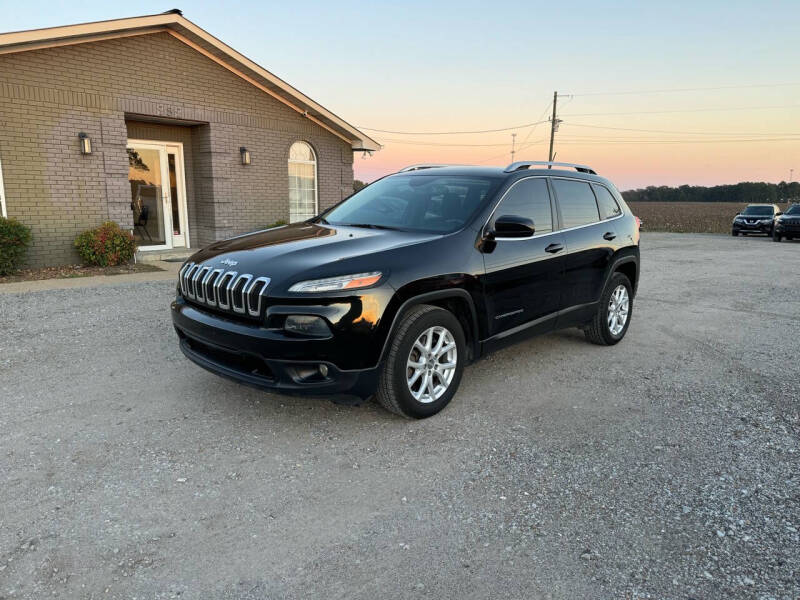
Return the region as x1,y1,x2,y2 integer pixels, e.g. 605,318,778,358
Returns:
0,32,355,265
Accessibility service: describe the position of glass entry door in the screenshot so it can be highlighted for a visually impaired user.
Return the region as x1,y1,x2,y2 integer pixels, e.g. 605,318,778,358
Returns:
128,141,188,250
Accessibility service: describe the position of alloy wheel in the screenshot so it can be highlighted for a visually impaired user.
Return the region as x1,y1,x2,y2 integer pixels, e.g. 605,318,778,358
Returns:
607,285,630,336
406,326,458,403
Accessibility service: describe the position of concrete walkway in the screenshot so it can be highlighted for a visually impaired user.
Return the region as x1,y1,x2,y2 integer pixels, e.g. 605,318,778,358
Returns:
0,260,181,294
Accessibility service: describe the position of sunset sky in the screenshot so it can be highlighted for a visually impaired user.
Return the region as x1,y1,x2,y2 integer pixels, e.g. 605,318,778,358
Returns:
2,0,798,190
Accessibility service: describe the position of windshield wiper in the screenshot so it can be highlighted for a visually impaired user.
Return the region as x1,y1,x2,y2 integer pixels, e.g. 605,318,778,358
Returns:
341,223,403,231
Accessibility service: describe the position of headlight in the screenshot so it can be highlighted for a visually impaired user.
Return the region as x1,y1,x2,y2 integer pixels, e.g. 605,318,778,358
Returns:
288,271,382,293
758,219,772,224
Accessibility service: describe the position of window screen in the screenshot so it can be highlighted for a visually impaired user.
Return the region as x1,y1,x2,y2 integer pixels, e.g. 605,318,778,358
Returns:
593,184,622,220
493,178,552,235
552,179,600,228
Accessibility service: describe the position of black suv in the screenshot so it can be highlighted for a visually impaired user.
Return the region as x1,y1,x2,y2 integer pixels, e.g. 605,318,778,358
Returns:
773,203,800,242
172,161,640,418
732,204,781,236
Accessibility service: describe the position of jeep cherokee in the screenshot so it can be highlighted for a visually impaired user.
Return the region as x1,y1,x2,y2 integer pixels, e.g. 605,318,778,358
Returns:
171,161,641,418
773,203,800,242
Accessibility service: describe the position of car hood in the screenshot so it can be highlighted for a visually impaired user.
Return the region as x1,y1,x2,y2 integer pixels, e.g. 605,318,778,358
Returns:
186,222,440,287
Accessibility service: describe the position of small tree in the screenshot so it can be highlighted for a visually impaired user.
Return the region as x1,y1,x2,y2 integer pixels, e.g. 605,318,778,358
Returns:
0,217,32,276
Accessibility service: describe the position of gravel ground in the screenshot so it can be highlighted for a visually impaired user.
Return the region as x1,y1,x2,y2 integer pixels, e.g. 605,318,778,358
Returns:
1,232,798,600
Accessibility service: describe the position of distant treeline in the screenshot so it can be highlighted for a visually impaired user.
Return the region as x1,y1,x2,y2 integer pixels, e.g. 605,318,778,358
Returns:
621,181,800,203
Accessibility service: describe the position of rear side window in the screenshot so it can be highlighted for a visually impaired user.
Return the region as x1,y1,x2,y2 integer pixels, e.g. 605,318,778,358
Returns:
552,179,600,228
493,178,553,235
593,184,622,220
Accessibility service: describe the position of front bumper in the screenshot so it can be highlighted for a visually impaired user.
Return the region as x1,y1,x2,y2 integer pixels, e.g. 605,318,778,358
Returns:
171,299,380,398
775,221,800,235
733,221,772,234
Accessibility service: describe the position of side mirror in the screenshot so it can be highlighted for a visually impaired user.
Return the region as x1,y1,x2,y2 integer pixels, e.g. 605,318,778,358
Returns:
492,214,535,238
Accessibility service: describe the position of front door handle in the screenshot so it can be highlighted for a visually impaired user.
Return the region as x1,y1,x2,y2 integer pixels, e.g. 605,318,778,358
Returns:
545,243,564,254
603,232,616,241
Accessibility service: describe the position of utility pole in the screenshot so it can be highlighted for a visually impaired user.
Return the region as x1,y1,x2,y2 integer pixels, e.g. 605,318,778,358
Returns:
548,91,562,164
510,133,517,163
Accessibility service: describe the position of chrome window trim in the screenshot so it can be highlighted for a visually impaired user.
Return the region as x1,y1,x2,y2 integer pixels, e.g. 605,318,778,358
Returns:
481,175,625,242
484,175,625,242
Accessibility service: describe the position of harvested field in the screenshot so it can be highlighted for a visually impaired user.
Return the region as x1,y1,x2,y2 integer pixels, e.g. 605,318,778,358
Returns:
627,201,748,233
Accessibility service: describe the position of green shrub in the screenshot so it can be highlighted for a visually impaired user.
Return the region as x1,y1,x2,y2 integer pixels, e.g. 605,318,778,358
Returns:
0,217,32,276
74,222,136,267
266,219,288,229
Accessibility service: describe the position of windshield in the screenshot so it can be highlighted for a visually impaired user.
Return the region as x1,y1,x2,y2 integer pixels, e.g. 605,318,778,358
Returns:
321,174,502,234
741,205,774,216
785,204,800,215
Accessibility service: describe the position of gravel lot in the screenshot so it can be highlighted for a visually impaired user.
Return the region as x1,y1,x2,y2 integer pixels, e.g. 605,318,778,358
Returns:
1,232,798,600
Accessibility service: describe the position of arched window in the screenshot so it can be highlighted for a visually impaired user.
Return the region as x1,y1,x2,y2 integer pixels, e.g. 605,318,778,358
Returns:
288,141,317,222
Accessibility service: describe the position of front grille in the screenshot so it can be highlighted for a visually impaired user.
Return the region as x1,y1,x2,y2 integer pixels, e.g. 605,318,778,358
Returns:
179,262,270,317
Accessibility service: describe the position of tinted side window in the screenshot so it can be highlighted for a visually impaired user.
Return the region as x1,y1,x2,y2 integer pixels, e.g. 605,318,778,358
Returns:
552,179,600,228
493,178,552,235
593,184,622,220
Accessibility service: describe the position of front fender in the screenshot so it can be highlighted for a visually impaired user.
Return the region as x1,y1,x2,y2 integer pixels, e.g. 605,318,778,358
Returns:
374,280,483,367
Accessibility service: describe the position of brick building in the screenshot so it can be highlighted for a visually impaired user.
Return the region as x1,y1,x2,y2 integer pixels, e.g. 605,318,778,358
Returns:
0,10,379,266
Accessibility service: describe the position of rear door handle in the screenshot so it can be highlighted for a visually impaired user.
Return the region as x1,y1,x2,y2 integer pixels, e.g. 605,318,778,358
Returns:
603,232,616,241
545,243,564,254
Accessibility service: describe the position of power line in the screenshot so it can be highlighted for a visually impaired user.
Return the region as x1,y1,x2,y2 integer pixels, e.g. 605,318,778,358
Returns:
478,99,554,164
569,82,800,97
357,119,549,136
376,138,547,147
560,104,800,117
561,122,800,136
555,137,800,145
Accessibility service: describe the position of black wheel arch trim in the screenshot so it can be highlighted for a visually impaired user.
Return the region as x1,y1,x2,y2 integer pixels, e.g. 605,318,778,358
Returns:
377,288,480,366
605,251,640,297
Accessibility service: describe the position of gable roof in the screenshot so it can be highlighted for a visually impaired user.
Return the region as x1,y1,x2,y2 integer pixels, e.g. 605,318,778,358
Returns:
0,10,380,152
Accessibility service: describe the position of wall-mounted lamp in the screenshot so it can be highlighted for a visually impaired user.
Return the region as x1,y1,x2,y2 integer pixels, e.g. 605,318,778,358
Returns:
78,132,92,155
240,147,251,166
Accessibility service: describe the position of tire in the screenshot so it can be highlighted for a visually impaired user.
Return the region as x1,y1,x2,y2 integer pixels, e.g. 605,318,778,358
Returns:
584,272,633,346
773,231,782,242
375,304,466,419
731,230,738,237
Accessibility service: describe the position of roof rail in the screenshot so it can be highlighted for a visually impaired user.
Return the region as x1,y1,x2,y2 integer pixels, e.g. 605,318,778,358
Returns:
504,161,596,174
398,164,454,172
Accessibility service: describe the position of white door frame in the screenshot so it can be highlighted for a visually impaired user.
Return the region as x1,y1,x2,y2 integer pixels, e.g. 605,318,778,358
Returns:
127,139,189,250
0,157,7,218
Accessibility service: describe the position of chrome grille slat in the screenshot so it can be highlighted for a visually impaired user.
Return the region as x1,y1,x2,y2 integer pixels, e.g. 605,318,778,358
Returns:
231,274,253,314
193,267,211,302
246,277,271,317
179,262,271,317
203,269,223,307
215,271,237,310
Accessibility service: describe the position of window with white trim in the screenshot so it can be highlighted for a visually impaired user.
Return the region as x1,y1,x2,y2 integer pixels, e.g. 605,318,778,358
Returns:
288,141,318,223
